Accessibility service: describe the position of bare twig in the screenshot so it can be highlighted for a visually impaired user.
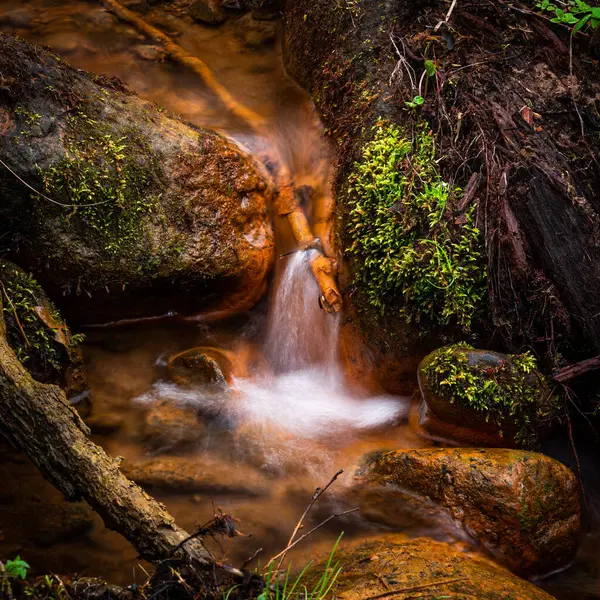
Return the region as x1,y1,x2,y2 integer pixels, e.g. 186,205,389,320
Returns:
434,0,458,31
241,547,263,570
365,577,468,599
274,469,344,570
267,508,359,568
389,34,417,92
0,157,112,208
0,279,30,347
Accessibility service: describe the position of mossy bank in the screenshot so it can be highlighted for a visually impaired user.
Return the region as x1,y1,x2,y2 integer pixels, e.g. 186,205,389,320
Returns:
283,0,600,391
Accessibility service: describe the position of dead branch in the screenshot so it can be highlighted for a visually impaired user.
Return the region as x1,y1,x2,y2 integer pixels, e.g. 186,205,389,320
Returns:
274,469,344,570
267,508,359,568
552,355,600,382
0,295,226,580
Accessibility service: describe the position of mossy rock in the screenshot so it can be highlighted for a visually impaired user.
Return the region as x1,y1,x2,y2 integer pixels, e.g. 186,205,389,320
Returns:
418,344,561,448
0,34,274,323
305,536,556,600
354,448,580,576
0,260,87,399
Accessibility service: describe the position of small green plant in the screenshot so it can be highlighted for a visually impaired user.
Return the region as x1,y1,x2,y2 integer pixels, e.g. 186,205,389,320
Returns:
423,343,561,446
347,122,485,329
253,535,343,600
4,556,30,580
536,0,600,33
424,59,437,77
405,95,424,108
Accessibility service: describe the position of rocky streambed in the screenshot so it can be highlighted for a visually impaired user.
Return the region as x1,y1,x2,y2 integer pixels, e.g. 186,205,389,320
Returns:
1,1,599,600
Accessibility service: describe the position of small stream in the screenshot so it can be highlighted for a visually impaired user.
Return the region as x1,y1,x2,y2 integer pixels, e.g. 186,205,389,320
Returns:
1,1,599,598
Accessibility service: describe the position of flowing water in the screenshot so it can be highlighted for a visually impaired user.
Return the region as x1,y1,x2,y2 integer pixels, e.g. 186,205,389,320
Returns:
0,1,599,598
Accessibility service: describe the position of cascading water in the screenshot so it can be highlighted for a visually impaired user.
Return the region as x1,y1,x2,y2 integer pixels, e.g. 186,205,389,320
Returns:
265,250,339,374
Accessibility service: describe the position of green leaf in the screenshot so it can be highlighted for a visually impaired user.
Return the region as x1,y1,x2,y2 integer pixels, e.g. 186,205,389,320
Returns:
5,556,30,580
424,59,437,77
573,13,591,33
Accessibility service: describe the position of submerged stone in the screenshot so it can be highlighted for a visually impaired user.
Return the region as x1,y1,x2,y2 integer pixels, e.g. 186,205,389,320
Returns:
418,344,561,447
355,448,580,576
142,401,204,452
234,13,276,48
122,455,267,496
189,0,226,25
306,536,556,600
167,346,234,392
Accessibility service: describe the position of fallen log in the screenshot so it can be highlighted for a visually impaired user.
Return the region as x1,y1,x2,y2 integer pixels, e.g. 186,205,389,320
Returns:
0,294,233,590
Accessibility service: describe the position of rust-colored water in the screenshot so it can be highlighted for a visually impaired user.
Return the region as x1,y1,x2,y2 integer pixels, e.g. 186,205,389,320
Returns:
0,2,598,598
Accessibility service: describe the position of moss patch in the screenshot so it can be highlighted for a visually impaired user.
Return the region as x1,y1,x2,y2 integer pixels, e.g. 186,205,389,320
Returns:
346,121,485,330
0,261,81,380
423,343,561,446
38,110,157,256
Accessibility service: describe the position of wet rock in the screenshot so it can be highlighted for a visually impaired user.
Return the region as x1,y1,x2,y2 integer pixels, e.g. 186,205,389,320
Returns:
134,44,166,61
252,1,279,21
0,8,34,29
167,346,233,392
0,35,275,324
418,344,561,447
30,503,94,547
234,13,276,48
189,0,226,25
142,401,204,451
355,448,580,575
122,455,267,496
0,261,88,400
85,412,125,435
307,536,555,600
83,10,118,32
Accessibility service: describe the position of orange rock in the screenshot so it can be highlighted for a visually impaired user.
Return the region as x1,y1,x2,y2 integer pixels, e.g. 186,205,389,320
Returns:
355,448,580,576
304,536,556,600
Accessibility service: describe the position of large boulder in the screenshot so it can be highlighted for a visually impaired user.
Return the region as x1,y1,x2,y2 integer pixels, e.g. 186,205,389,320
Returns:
355,448,580,575
417,344,561,447
305,536,555,600
0,260,87,401
0,34,274,323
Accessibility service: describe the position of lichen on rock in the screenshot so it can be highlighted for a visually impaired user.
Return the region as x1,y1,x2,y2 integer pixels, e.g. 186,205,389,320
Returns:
355,448,580,576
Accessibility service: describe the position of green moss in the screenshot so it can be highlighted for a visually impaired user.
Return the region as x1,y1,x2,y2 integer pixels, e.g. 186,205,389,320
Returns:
424,343,561,446
346,121,485,330
0,261,80,377
37,110,156,256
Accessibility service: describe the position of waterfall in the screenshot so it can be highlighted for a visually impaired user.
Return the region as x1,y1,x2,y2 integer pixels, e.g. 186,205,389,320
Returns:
265,250,339,374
